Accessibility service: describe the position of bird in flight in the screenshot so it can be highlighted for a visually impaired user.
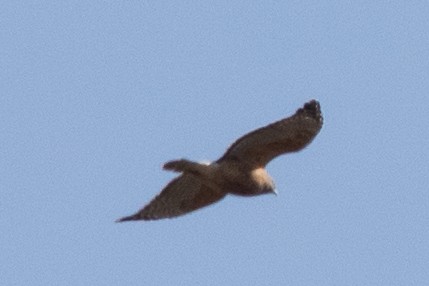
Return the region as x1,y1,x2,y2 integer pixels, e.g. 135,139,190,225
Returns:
117,100,323,222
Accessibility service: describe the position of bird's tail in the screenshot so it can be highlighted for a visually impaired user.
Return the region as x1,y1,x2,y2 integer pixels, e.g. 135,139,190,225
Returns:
163,159,202,174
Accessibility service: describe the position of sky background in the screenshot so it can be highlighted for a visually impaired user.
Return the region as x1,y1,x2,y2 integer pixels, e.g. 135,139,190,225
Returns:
2,1,428,285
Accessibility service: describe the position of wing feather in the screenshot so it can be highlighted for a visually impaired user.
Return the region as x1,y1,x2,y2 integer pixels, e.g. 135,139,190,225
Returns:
217,100,323,168
117,174,226,221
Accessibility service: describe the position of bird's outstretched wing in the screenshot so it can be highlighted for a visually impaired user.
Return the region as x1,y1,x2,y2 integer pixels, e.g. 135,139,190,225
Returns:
116,174,226,221
217,100,323,168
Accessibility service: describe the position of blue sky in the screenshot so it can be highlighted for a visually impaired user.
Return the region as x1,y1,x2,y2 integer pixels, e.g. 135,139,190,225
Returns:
2,1,428,285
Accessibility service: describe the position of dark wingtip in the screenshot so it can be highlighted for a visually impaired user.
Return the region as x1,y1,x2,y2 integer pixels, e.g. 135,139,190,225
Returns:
115,214,139,223
298,99,322,121
303,99,320,112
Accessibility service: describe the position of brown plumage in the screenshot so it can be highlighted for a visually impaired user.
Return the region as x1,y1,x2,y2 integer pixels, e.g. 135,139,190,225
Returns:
117,100,323,222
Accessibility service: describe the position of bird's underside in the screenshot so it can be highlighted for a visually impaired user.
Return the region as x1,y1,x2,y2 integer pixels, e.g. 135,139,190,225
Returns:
117,99,323,222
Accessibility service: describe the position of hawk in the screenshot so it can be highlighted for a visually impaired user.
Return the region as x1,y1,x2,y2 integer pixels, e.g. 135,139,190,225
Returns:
117,100,323,222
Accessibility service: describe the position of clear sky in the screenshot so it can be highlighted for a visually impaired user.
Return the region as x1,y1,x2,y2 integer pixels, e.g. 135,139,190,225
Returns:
2,1,428,285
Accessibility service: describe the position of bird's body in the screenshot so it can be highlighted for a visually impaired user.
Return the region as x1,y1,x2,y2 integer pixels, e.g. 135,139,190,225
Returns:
214,160,275,196
117,100,323,222
165,159,275,196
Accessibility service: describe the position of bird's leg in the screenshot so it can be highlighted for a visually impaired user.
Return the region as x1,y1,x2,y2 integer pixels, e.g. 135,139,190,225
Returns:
163,159,213,177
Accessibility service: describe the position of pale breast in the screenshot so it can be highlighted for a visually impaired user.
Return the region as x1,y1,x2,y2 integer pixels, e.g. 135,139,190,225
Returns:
214,160,274,196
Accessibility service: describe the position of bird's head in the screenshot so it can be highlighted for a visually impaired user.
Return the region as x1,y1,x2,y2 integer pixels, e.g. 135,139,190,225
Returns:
251,168,277,195
261,181,277,196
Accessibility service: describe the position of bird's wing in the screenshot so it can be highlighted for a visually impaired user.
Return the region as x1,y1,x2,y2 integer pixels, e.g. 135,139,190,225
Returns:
117,174,226,221
217,100,323,168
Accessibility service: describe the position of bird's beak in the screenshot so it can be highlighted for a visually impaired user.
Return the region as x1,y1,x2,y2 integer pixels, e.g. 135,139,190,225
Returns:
272,189,278,196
